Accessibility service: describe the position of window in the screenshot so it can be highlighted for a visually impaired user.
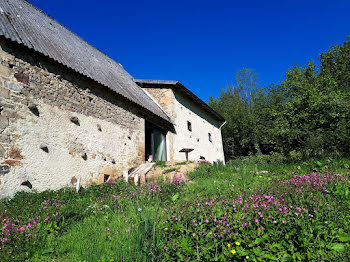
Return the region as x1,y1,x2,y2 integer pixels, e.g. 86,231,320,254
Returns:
208,133,212,142
187,121,192,131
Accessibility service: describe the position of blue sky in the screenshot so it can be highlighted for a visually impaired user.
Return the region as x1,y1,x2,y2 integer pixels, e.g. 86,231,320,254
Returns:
30,0,350,102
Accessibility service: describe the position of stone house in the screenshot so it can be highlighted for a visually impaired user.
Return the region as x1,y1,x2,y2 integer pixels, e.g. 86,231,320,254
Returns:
0,0,225,198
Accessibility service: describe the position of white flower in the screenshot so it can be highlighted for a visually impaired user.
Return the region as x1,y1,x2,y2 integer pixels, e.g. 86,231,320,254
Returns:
138,208,142,212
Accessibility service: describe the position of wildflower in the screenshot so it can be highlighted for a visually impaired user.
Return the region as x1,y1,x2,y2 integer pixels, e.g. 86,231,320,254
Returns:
138,208,142,212
230,249,236,254
235,241,240,246
227,243,231,248
192,233,196,237
164,228,168,231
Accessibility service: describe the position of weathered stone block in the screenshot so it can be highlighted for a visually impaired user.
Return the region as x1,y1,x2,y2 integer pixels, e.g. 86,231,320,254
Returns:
14,73,29,85
0,64,11,78
0,164,10,176
0,144,5,158
0,116,9,132
0,86,11,99
0,135,9,144
6,82,22,92
1,108,19,118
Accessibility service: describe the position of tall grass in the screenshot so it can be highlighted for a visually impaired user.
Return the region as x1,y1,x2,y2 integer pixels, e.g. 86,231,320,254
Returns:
1,158,350,261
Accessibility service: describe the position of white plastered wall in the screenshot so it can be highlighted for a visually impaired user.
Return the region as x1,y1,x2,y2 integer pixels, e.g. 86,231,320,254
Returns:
170,89,225,163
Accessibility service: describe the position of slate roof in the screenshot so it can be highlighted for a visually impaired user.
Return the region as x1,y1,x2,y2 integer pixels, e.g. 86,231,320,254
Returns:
0,0,171,124
134,79,226,123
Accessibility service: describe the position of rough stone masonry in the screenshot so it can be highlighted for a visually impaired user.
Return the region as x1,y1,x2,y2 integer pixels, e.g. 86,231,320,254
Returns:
0,38,147,198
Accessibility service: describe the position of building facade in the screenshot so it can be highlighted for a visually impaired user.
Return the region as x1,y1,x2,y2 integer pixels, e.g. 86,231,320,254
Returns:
0,0,225,198
136,80,225,163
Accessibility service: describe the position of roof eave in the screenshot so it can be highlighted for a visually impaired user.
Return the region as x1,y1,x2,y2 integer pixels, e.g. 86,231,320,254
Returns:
134,79,226,124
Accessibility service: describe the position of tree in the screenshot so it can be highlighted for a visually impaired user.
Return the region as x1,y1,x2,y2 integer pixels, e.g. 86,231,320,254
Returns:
209,68,260,159
210,37,350,160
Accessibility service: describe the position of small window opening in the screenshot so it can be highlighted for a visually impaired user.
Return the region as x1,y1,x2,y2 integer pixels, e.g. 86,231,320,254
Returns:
187,121,192,132
104,175,110,183
21,181,32,189
28,104,39,117
209,133,212,142
40,144,49,153
81,153,87,161
127,136,131,140
70,116,80,126
197,138,199,142
111,159,116,164
97,124,102,132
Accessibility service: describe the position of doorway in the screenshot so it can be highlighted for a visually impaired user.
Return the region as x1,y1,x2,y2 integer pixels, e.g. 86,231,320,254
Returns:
145,122,167,162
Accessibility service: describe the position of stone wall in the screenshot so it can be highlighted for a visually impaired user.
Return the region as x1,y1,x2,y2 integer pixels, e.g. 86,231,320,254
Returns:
0,38,145,198
143,87,175,118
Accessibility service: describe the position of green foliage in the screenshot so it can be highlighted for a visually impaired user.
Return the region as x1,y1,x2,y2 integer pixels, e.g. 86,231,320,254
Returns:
154,161,166,168
209,68,261,159
175,161,188,166
1,160,350,261
209,36,350,160
162,167,177,174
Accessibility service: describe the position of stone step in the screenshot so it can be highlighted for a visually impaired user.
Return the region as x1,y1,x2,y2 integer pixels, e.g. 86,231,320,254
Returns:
126,162,155,185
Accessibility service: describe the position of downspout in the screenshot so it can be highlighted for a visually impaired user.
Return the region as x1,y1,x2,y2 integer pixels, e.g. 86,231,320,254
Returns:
219,120,227,130
219,120,227,165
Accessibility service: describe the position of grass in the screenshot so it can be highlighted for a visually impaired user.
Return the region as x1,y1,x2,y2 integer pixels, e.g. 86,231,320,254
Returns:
153,161,167,168
1,158,350,261
162,167,177,174
175,161,189,166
